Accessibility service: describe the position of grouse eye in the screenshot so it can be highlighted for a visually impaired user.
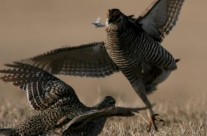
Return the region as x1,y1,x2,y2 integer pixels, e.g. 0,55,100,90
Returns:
109,100,115,105
108,99,115,105
104,96,116,105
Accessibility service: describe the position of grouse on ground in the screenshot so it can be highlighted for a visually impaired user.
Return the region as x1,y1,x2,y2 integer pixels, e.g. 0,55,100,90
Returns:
21,0,185,131
0,62,147,136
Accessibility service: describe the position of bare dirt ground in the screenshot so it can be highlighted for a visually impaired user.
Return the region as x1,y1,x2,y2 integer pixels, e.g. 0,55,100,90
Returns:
0,0,207,135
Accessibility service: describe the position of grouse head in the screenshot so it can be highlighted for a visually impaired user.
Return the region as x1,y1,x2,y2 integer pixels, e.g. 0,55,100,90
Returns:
96,96,116,109
107,9,128,25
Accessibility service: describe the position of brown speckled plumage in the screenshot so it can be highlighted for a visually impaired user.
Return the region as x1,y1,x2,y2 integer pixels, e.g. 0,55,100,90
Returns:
20,0,185,131
0,63,147,136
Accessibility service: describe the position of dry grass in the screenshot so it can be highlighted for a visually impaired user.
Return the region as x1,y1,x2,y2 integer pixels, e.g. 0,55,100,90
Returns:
0,96,206,136
101,104,207,136
0,1,207,135
0,99,34,128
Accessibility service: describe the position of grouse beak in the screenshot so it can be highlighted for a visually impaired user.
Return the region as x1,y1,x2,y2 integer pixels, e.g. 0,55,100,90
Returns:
106,10,110,25
105,19,109,26
107,9,116,24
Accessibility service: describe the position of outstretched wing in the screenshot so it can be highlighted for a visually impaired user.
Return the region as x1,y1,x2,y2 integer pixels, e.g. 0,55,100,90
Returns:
0,62,79,111
138,0,185,42
63,106,147,131
22,42,119,77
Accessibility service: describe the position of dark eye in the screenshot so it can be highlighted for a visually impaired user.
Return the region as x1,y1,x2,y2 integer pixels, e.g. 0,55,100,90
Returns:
116,16,122,23
109,100,115,105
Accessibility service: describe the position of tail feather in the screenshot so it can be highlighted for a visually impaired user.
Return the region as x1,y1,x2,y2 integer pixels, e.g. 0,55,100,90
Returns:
0,128,17,136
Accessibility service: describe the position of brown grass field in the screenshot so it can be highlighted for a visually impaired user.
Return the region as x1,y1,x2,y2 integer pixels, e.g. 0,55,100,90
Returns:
0,0,207,135
0,95,206,135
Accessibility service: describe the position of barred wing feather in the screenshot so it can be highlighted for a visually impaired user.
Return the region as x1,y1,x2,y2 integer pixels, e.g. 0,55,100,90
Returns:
0,62,79,110
138,0,185,42
22,42,119,77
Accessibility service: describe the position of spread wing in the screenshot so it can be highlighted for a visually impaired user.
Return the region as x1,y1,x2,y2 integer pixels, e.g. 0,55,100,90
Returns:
138,0,185,42
22,42,119,77
63,106,147,131
0,62,79,111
